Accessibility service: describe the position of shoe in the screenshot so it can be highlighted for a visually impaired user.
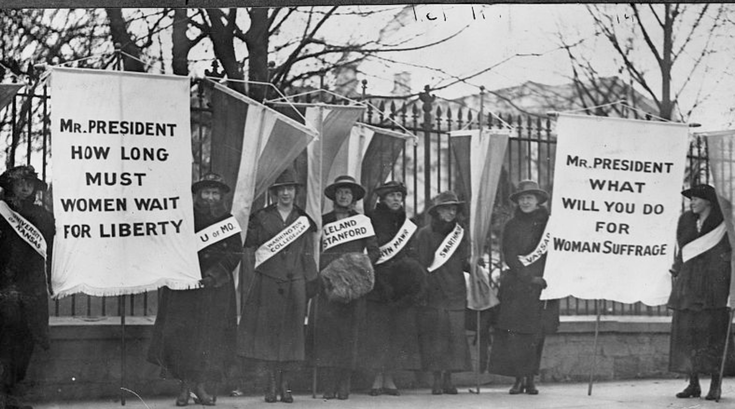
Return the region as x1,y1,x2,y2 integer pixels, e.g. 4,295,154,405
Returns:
229,388,245,397
675,383,701,398
431,373,443,395
176,383,190,406
369,388,383,396
280,380,294,403
337,375,350,400
509,377,525,395
442,372,458,394
192,384,216,406
322,391,336,400
383,388,400,396
525,376,539,395
706,376,721,401
264,370,277,403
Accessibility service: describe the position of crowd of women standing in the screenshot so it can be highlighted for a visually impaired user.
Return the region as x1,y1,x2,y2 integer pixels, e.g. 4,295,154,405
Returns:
2,161,734,408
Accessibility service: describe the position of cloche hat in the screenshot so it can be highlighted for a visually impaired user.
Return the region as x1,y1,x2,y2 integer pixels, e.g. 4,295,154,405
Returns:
374,180,407,198
681,184,718,203
270,168,301,190
191,172,231,194
509,180,549,205
0,165,47,192
427,191,464,216
324,175,366,201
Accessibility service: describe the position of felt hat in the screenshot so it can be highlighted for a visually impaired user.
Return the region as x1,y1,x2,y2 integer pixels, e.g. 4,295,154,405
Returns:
324,175,366,201
681,184,718,203
509,179,549,205
191,172,230,194
270,168,301,190
427,190,464,216
0,165,47,192
374,180,407,199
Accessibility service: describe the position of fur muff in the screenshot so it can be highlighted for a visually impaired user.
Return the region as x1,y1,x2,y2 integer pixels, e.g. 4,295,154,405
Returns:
382,258,427,305
320,252,375,303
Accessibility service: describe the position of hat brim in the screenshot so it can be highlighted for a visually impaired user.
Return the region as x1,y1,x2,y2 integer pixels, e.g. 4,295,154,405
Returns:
510,189,549,204
325,182,366,201
681,188,717,203
428,200,464,215
270,181,302,190
192,180,231,194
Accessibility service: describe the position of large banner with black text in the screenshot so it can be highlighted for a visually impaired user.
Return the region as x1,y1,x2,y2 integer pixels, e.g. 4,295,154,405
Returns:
50,68,201,297
542,114,689,305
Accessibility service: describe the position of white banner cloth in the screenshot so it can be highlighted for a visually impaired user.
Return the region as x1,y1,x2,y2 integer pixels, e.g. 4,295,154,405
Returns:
542,114,689,305
50,68,201,297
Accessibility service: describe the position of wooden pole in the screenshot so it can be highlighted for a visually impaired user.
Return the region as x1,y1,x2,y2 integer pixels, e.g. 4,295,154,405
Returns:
715,308,735,402
311,296,318,399
120,294,127,406
588,299,601,396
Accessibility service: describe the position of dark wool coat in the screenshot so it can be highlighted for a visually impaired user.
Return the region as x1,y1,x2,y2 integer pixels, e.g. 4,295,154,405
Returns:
237,204,318,363
356,202,424,371
496,206,559,335
489,206,559,378
310,210,379,370
0,197,54,390
415,217,472,372
147,207,242,383
668,209,735,375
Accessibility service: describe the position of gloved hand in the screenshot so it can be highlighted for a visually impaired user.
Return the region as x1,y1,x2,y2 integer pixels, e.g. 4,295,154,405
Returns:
530,277,547,289
199,276,216,288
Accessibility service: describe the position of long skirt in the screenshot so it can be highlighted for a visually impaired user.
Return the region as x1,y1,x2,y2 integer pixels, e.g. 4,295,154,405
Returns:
669,308,735,375
357,301,422,371
418,307,471,372
310,295,366,370
488,329,545,377
0,321,34,391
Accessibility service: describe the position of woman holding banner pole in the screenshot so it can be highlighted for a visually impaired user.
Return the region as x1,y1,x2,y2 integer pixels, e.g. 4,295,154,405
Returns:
488,180,559,395
668,184,735,401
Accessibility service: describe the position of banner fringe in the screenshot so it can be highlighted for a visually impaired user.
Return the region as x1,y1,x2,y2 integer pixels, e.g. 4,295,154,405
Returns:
53,279,200,299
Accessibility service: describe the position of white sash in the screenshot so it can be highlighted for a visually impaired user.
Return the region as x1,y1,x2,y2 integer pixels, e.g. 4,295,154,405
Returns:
376,218,417,265
322,214,375,251
0,200,47,259
518,223,552,267
196,216,242,251
682,221,726,263
427,223,464,273
254,215,310,268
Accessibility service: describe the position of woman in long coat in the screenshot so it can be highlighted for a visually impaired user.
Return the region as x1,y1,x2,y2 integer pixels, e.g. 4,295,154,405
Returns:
668,184,735,401
488,180,559,395
311,175,379,400
415,190,472,395
148,173,242,406
237,169,318,403
360,181,425,396
0,166,54,409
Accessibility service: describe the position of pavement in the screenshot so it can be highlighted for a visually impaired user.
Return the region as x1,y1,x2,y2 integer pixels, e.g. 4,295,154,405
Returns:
26,379,735,409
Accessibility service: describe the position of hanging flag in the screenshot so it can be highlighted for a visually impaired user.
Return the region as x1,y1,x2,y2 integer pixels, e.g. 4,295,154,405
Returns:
0,83,23,112
701,130,735,308
450,128,509,310
50,67,200,297
542,114,689,305
207,81,318,237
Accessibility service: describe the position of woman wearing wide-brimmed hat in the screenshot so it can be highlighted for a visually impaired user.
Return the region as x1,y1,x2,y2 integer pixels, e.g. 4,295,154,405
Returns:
0,165,55,409
488,180,559,395
148,173,242,406
236,169,318,404
415,190,472,395
358,181,425,397
668,184,735,401
311,175,380,400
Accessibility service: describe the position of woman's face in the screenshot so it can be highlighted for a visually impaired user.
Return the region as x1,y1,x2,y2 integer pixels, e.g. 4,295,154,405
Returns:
690,196,711,215
518,193,540,213
436,205,457,222
276,185,296,207
197,187,222,207
12,179,35,200
334,187,354,208
381,191,404,211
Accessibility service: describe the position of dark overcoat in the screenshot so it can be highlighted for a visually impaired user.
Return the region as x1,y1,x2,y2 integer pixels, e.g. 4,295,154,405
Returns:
415,217,472,372
237,204,318,363
310,210,379,370
147,207,242,383
356,202,424,371
0,197,54,389
668,209,735,375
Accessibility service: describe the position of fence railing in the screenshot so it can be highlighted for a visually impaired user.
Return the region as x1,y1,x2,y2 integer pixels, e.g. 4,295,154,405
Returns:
0,79,711,318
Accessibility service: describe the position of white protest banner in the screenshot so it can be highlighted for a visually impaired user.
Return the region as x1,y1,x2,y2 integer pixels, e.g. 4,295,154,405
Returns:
542,114,689,305
50,67,201,297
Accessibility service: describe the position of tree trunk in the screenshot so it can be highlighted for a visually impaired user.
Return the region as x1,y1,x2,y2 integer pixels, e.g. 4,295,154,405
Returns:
206,9,245,95
172,9,189,76
105,9,146,72
660,4,674,120
245,7,270,101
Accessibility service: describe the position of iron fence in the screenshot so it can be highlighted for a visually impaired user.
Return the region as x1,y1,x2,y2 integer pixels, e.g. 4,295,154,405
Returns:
0,78,711,318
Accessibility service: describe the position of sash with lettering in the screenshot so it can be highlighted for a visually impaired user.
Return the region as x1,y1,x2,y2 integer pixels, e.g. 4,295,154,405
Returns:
322,214,375,251
376,218,417,265
254,215,311,268
518,223,552,267
0,200,47,259
427,223,464,273
681,222,727,263
196,216,242,251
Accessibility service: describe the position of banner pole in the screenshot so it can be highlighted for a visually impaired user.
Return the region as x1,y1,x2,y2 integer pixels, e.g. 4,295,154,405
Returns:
716,308,735,403
120,294,127,406
587,299,601,396
311,296,319,398
472,85,486,395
